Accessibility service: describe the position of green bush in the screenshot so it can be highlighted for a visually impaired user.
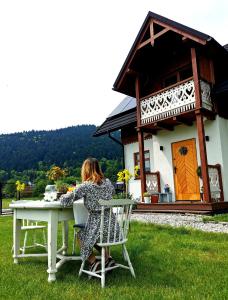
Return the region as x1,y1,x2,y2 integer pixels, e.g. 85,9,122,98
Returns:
33,179,49,197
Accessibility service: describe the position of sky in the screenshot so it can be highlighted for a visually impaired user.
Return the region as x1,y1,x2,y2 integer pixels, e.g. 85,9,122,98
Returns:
0,0,227,134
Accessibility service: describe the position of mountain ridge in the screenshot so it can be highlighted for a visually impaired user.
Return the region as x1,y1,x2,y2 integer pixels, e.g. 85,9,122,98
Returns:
0,125,122,171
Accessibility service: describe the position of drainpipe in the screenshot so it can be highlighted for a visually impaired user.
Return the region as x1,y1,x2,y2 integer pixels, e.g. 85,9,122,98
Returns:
108,131,125,170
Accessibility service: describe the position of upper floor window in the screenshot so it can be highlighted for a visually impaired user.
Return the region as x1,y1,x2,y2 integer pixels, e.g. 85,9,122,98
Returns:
163,66,192,88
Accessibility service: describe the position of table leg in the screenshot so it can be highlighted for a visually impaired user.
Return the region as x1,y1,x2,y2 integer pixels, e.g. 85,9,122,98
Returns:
47,210,58,282
62,221,69,255
13,211,21,264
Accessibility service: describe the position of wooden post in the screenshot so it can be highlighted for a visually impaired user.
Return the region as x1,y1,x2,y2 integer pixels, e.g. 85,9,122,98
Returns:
191,47,211,202
135,77,146,201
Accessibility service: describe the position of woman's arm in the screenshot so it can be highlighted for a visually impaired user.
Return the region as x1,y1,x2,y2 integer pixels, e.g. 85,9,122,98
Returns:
59,192,74,207
59,184,87,207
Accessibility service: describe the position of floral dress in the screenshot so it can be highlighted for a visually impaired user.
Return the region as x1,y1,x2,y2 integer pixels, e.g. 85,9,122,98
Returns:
59,179,120,261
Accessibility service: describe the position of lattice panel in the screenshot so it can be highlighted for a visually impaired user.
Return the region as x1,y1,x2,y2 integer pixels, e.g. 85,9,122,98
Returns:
146,174,159,193
208,167,221,201
201,80,213,111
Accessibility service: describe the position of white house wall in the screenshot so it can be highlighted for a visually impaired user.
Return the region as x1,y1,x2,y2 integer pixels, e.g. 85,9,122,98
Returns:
124,139,153,200
124,116,228,201
217,116,228,201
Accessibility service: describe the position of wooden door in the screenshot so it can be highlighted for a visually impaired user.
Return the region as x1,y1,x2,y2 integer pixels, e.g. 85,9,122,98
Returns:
172,139,200,200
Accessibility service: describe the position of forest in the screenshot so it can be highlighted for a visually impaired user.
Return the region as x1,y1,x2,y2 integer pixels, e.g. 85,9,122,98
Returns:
0,125,123,197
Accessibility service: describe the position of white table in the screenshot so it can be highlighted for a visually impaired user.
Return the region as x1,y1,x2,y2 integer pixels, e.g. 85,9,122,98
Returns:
10,200,81,282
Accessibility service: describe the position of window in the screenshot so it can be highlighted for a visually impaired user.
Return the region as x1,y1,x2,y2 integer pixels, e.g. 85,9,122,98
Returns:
163,66,193,88
164,75,177,87
134,150,151,177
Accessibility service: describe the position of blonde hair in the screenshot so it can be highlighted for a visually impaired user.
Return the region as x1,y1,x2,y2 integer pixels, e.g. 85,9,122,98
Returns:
81,158,104,185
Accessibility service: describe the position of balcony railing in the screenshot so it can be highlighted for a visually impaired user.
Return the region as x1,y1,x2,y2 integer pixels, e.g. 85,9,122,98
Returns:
140,78,212,125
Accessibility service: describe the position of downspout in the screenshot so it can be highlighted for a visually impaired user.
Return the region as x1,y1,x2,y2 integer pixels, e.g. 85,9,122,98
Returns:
108,131,125,169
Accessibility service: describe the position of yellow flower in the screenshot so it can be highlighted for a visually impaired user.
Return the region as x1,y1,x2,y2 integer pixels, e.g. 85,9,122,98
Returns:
134,165,140,177
15,181,25,192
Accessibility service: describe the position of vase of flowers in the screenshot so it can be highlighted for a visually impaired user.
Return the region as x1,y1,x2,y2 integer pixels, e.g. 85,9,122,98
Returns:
117,169,132,199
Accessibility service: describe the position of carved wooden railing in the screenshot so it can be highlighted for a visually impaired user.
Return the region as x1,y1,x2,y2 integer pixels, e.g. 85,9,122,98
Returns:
208,164,224,202
145,172,161,194
140,78,213,124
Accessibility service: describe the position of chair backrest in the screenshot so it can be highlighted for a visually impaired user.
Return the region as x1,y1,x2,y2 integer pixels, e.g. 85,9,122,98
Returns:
73,199,89,224
98,199,134,245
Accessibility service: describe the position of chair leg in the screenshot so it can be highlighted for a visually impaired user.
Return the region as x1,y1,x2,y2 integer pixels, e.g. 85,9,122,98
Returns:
79,260,85,277
22,231,28,254
101,246,106,288
42,229,47,251
122,245,127,261
122,244,136,278
72,230,76,255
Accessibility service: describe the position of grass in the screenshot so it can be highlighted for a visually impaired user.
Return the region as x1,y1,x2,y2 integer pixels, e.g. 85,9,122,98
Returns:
1,197,41,209
1,217,228,300
203,214,228,223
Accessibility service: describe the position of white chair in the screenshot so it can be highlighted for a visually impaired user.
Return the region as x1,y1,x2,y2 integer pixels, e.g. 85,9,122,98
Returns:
79,199,136,288
20,220,47,254
72,199,89,255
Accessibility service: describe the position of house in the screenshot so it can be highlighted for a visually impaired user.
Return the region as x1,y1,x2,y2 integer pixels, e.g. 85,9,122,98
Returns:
94,11,228,213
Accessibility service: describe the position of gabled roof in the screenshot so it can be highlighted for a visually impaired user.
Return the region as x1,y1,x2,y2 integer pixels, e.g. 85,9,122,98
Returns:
113,11,226,96
93,97,136,137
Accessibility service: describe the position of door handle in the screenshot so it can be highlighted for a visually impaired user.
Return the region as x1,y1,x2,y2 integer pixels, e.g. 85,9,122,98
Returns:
174,166,177,174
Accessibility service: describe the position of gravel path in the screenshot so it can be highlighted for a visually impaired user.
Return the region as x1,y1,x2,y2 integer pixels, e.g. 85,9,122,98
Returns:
131,213,228,233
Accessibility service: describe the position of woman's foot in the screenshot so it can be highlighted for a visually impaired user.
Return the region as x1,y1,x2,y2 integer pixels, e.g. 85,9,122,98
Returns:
105,256,116,271
89,259,101,273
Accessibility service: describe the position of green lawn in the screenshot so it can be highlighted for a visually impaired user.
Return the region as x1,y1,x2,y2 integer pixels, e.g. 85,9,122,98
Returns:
1,197,41,209
203,214,228,223
1,217,228,300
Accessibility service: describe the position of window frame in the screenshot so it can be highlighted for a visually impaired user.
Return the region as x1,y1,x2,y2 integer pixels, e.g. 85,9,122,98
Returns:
134,150,151,179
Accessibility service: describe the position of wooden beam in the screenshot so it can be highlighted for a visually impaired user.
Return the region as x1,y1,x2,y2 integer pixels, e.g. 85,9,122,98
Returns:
135,78,146,200
195,112,212,203
150,21,154,46
137,38,151,50
138,27,169,50
116,23,150,90
154,27,169,39
192,48,211,202
191,47,202,109
135,77,141,128
126,68,139,76
154,122,174,131
141,128,157,135
153,19,206,45
173,116,193,126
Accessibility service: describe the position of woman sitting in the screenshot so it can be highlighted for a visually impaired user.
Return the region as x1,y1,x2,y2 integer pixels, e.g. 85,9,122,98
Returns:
60,157,117,272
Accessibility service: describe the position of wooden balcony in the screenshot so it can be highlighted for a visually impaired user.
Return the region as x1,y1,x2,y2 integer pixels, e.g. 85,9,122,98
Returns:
140,78,213,125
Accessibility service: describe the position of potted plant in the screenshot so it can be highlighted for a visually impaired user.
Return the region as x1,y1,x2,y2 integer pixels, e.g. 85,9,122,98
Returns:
55,181,69,198
117,169,132,199
143,192,151,204
164,184,170,193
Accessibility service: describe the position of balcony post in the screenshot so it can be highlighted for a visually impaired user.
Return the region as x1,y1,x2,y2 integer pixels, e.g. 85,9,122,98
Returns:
191,47,211,202
135,77,146,201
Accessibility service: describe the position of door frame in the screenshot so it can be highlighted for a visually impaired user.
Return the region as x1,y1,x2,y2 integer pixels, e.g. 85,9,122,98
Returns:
171,138,200,201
